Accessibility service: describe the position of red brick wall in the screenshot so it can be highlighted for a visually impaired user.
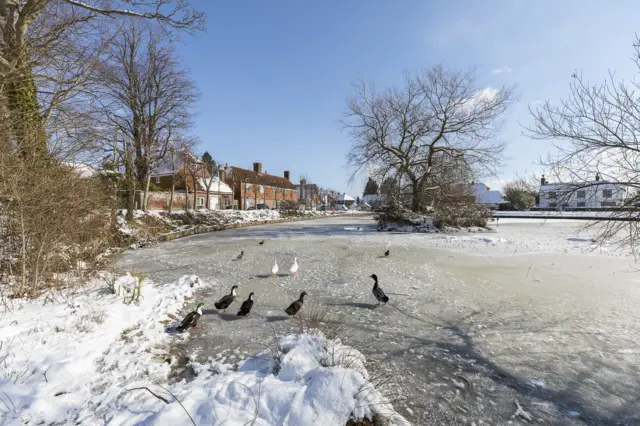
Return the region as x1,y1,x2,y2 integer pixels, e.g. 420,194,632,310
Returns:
238,183,298,209
146,191,234,211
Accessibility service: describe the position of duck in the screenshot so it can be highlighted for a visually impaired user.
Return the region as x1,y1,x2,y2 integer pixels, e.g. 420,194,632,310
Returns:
236,250,244,260
370,274,389,305
237,292,254,316
384,249,390,257
290,257,299,276
285,291,307,316
271,259,279,277
214,285,238,312
259,240,265,245
176,302,204,332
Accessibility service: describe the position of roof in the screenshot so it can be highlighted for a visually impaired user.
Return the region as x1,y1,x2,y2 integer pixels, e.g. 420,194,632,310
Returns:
197,177,233,194
230,167,296,190
472,182,504,204
540,181,623,191
336,193,355,201
63,162,96,178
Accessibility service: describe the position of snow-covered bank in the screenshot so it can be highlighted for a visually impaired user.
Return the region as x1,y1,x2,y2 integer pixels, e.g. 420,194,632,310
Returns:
118,209,367,248
129,331,409,425
0,273,206,425
0,273,405,425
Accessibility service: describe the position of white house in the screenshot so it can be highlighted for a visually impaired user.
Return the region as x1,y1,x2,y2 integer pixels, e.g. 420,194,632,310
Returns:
335,193,355,208
538,175,629,209
471,182,505,209
361,194,390,208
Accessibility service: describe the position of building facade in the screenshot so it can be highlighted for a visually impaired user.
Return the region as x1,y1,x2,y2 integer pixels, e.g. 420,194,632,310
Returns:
538,175,629,209
295,179,323,209
225,162,298,210
149,154,233,210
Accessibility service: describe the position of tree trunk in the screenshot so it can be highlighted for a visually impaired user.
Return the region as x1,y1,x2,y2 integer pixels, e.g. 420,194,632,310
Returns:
126,185,135,220
5,66,47,157
193,181,198,210
142,174,151,211
169,178,174,214
410,180,422,212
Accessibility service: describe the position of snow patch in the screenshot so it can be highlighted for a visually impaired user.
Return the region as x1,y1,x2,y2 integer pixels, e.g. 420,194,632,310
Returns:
0,274,406,425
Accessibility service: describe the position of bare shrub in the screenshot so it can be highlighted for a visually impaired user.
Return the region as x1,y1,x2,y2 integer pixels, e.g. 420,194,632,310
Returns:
295,301,329,334
0,153,113,297
278,199,302,215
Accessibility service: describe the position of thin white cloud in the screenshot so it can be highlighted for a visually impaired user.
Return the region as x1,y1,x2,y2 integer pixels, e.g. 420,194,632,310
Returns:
491,67,512,74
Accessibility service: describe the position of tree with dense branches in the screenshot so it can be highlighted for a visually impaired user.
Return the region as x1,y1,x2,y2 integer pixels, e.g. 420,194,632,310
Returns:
343,65,517,213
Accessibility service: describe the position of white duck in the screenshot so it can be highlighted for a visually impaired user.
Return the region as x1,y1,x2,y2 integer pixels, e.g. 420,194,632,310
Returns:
290,257,299,276
271,259,279,277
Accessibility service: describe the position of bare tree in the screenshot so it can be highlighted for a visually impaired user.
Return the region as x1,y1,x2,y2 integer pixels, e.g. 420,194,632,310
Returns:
201,152,222,210
272,186,284,210
0,0,204,157
343,66,518,212
94,24,198,212
182,149,202,211
525,37,640,247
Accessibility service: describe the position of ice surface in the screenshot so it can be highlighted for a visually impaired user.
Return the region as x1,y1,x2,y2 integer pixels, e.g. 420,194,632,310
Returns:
117,216,640,424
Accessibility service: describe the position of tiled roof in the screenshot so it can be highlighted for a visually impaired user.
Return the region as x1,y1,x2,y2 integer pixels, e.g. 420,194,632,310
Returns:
229,167,296,190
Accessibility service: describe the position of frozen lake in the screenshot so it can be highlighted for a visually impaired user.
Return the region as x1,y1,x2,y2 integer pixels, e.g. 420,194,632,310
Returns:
119,216,640,425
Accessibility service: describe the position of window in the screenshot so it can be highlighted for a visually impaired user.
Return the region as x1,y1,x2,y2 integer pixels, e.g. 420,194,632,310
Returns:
577,202,586,207
601,201,617,207
258,185,264,193
576,190,585,199
197,197,205,207
602,189,613,198
245,183,252,192
549,202,557,208
224,198,232,207
155,176,160,184
561,203,569,209
548,191,557,199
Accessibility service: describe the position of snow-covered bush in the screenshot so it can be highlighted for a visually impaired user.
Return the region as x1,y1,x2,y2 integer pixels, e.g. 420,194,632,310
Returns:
374,203,435,232
432,201,491,228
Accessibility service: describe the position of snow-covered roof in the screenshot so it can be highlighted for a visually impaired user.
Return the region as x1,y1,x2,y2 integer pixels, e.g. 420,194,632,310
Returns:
336,193,355,201
198,177,233,194
540,182,624,191
472,182,504,204
63,162,96,178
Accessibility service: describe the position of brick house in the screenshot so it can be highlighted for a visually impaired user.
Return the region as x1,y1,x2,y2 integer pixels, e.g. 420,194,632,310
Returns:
147,154,233,210
226,162,298,210
295,179,323,210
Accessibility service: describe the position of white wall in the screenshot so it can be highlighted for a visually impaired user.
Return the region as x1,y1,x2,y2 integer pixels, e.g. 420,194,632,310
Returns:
539,183,628,209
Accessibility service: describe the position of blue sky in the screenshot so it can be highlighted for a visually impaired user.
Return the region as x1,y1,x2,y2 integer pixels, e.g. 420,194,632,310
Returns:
178,0,640,194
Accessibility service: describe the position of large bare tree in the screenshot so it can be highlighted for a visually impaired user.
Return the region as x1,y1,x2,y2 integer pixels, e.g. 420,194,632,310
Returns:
0,0,204,157
95,24,198,212
526,37,640,247
343,66,517,212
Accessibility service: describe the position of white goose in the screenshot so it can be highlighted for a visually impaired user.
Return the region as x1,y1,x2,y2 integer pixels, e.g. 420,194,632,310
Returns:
290,257,299,276
271,259,279,277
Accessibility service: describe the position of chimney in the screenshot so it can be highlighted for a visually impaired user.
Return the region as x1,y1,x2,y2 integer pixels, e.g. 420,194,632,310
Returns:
253,162,262,174
218,169,226,182
284,171,290,181
541,175,546,186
